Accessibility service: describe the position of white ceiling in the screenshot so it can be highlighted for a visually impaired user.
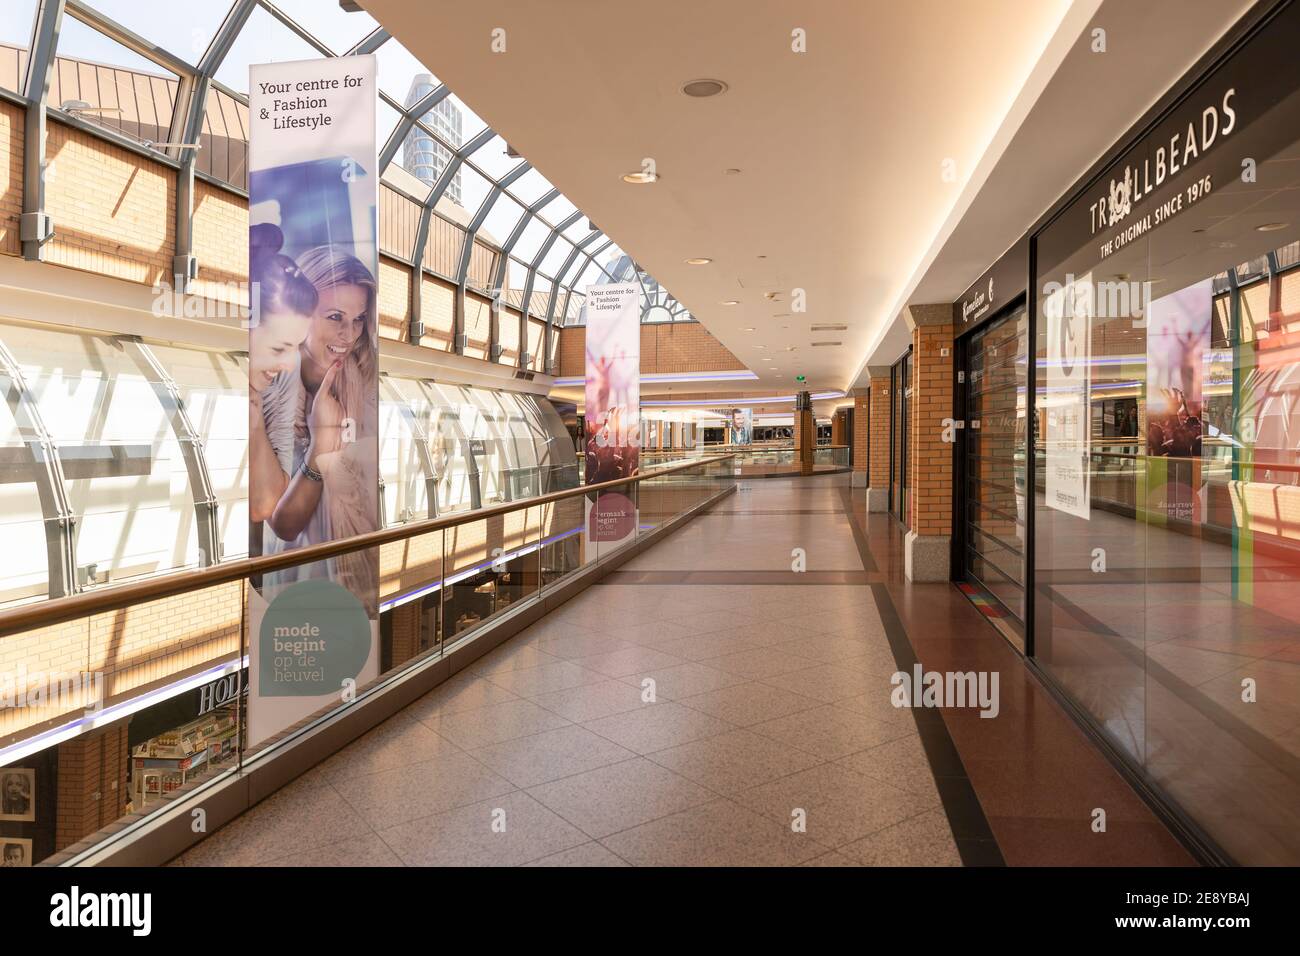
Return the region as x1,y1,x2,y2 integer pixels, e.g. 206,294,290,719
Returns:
360,0,1093,393
860,0,1257,381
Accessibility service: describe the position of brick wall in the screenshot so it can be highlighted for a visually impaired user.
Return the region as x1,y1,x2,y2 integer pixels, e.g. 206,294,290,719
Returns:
558,322,746,377
191,179,247,309
908,312,955,537
377,256,411,341
43,118,175,285
1,109,566,374
852,391,870,476
0,99,22,257
56,723,129,851
422,274,456,350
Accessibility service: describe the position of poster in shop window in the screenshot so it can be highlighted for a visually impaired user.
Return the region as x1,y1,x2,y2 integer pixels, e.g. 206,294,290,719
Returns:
1044,271,1092,519
582,283,641,554
246,56,380,745
1145,279,1213,523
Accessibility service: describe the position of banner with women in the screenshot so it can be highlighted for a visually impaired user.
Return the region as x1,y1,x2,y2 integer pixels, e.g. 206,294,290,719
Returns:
583,283,641,555
246,56,380,745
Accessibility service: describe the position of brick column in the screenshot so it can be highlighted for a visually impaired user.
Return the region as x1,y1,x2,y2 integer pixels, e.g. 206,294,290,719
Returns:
831,409,847,448
905,304,955,582
793,391,814,475
389,600,421,668
850,388,869,489
866,366,891,511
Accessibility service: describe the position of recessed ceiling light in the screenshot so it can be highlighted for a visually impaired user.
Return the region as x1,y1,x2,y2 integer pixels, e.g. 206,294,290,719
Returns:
684,257,712,265
1257,222,1289,232
723,168,742,175
622,170,658,184
720,300,740,305
681,78,728,98
742,327,756,332
754,345,767,350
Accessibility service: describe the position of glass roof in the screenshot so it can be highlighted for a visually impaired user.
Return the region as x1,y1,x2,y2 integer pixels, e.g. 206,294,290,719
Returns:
20,0,691,326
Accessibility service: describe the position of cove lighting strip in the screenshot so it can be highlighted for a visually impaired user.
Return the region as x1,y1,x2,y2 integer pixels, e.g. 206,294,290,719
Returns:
647,390,844,407
0,655,249,767
551,370,759,387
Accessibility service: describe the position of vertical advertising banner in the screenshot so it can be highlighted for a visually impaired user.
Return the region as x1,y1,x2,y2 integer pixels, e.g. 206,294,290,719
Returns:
1145,279,1212,523
1045,272,1092,519
247,56,380,745
583,282,641,552
728,407,753,445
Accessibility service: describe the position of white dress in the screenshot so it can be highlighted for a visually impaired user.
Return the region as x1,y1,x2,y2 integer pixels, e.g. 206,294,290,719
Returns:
258,354,334,590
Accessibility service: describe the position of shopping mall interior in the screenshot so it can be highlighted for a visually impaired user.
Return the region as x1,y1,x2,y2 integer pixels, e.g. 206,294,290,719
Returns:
0,0,1297,878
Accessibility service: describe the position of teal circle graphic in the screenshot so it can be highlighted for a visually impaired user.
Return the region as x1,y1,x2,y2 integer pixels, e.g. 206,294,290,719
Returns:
259,579,371,697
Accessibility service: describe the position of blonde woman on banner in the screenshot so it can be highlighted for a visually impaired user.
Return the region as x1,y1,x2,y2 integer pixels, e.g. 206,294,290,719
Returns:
266,246,380,612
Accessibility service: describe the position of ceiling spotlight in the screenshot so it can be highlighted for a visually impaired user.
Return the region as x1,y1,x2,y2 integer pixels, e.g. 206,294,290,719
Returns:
684,257,712,265
720,299,740,305
742,327,756,332
681,78,728,98
622,169,659,184
1257,222,1289,232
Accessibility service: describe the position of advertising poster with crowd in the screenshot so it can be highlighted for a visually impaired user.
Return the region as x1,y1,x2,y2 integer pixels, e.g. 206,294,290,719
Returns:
583,283,641,553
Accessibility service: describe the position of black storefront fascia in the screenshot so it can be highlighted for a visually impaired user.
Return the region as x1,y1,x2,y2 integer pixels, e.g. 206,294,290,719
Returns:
949,237,1031,616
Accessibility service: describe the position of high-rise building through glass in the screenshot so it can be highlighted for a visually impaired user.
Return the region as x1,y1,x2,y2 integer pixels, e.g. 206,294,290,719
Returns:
402,74,463,205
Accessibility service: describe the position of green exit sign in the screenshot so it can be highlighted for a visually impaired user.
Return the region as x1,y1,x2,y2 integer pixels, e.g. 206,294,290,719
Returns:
795,375,806,383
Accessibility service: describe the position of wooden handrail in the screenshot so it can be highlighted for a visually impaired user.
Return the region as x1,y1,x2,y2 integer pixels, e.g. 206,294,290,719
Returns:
0,454,735,638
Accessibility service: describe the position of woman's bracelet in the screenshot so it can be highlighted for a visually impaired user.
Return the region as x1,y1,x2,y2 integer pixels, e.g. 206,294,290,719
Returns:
300,459,323,482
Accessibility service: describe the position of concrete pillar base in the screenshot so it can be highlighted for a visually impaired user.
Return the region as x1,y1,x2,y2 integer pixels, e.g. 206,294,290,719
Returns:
866,488,889,512
850,471,868,488
905,530,950,582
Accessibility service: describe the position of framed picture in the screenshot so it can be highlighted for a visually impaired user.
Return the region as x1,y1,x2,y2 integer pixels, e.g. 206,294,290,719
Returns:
0,768,35,822
1,837,32,867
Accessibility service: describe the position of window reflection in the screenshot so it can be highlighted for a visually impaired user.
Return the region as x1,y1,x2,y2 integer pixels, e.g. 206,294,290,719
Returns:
1032,10,1300,862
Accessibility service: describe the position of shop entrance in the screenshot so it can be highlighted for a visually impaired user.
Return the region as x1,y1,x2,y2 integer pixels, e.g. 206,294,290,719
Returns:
957,306,1028,646
890,350,911,524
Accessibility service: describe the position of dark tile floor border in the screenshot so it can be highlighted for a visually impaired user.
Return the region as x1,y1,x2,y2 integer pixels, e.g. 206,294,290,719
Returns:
598,570,878,585
835,485,1005,866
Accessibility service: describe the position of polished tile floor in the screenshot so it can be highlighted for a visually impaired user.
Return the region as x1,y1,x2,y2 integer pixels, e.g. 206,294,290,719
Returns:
177,475,1191,866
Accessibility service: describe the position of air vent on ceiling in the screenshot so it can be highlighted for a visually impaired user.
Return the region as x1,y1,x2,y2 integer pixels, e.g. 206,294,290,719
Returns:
810,341,842,347
810,324,848,332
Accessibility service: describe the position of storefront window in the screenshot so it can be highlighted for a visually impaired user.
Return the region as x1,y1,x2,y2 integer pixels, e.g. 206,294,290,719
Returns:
1032,4,1300,864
